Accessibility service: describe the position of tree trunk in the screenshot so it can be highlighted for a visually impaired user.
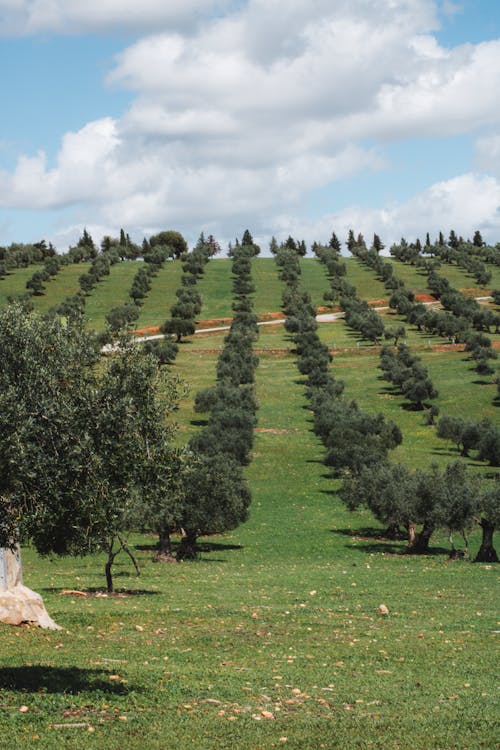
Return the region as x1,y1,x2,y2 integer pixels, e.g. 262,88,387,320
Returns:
158,527,172,556
406,522,417,550
474,521,499,563
105,538,119,593
384,523,405,540
406,522,434,554
154,527,176,561
117,534,140,577
176,531,198,561
105,558,114,594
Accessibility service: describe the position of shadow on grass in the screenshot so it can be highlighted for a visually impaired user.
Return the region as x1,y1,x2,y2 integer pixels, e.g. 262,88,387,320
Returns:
42,586,159,596
135,541,242,553
401,401,430,412
319,488,337,497
0,666,131,694
196,541,243,552
430,447,458,456
331,527,449,555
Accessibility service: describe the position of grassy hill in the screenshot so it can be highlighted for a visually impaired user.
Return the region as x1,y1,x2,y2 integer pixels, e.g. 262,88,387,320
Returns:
0,254,498,748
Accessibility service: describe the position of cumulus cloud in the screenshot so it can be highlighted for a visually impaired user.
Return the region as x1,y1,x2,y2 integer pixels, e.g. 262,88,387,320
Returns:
276,173,500,249
2,0,500,248
0,118,120,208
475,133,500,176
0,0,234,35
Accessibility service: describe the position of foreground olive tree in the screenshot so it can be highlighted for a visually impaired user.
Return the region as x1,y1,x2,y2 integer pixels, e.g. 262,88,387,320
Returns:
0,304,182,597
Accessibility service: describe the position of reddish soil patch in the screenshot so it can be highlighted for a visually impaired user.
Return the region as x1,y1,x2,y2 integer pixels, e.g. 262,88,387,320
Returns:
259,311,285,321
196,317,232,329
134,325,161,336
316,305,341,314
461,288,492,298
430,344,465,353
368,299,388,307
414,293,438,303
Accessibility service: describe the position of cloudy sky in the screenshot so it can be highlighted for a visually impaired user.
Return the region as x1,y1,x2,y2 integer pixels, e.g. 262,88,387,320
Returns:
1,0,500,253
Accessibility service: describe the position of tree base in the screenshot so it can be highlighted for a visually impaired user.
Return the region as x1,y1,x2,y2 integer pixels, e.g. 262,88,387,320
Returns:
474,547,499,563
153,552,177,563
0,584,61,629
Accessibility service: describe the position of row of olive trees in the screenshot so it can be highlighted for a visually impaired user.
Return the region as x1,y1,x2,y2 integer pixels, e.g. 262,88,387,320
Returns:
276,244,402,478
379,344,439,414
355,239,499,384
182,238,261,559
340,460,500,560
315,232,500,561
162,234,218,342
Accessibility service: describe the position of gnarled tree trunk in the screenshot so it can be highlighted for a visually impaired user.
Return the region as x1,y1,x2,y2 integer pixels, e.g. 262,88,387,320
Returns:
154,526,175,562
406,522,434,554
474,520,498,563
176,531,198,561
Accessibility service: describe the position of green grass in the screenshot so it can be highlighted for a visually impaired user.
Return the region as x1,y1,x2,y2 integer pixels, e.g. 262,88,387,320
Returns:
343,259,388,301
84,262,143,332
136,260,184,330
0,265,42,304
299,259,330,309
385,259,431,294
482,260,500,289
0,256,498,749
196,259,234,320
2,341,497,748
251,257,286,316
335,347,498,471
31,264,90,314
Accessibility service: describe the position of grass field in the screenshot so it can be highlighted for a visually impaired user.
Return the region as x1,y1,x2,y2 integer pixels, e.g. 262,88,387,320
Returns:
0,254,498,748
136,261,185,330
84,262,144,332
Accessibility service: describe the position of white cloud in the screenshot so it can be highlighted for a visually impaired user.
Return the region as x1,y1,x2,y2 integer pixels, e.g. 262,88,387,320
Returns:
276,173,500,249
475,133,500,176
2,1,500,249
0,118,120,208
0,0,233,34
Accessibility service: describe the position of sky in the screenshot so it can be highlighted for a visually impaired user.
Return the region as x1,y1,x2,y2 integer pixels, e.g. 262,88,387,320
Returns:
1,0,500,254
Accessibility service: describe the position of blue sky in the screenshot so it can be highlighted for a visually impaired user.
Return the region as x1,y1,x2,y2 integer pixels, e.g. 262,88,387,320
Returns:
1,0,500,252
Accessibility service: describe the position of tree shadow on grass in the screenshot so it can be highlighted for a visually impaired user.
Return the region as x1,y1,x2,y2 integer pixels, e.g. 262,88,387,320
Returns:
319,488,338,497
196,541,243,553
135,541,242,553
304,457,326,466
0,666,131,694
330,527,449,555
42,586,159,597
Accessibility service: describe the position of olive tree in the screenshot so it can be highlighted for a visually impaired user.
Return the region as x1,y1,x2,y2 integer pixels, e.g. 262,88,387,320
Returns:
0,304,182,593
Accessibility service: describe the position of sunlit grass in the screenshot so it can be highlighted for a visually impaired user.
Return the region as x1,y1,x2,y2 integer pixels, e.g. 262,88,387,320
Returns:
0,254,498,749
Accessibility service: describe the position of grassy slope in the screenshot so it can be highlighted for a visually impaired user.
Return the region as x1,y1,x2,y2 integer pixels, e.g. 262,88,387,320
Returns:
251,257,285,316
343,258,388,301
0,255,498,748
31,264,90,314
196,259,234,320
299,258,330,309
0,266,41,305
83,261,143,332
136,260,185,330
